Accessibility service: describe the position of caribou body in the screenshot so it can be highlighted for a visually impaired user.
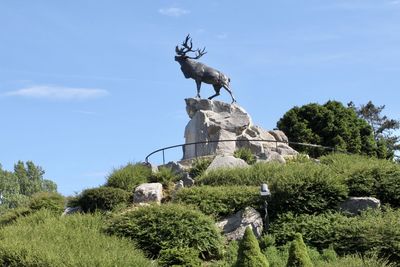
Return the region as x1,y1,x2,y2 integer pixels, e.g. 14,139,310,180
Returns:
175,35,236,103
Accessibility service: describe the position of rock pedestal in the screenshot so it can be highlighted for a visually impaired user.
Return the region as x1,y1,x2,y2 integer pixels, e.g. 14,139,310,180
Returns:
183,98,297,160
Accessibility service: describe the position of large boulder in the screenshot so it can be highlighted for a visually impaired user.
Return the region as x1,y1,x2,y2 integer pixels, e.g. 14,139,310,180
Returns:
133,183,163,204
182,98,297,160
339,197,381,215
206,155,249,172
216,207,263,241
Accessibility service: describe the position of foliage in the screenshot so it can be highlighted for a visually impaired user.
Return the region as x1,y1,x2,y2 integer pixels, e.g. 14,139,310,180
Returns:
276,100,378,157
189,158,212,178
349,101,400,159
105,203,223,260
173,186,261,218
150,166,180,187
235,227,269,267
234,147,257,165
321,153,400,207
77,187,131,213
0,210,154,266
269,209,400,263
198,162,347,218
28,192,65,213
0,207,31,227
286,233,313,267
159,247,202,267
106,162,151,191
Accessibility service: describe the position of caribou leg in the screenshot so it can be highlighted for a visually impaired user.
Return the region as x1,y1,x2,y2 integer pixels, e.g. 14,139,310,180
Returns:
223,85,236,103
208,85,221,100
195,80,201,98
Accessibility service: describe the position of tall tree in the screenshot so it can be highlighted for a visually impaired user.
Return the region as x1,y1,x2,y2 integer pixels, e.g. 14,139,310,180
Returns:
348,101,400,159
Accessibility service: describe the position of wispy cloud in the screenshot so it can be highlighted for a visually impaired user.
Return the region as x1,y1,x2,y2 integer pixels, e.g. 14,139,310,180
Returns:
4,86,109,100
158,7,190,17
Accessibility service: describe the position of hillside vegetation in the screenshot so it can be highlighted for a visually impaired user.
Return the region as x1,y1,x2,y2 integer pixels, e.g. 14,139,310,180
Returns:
0,154,399,266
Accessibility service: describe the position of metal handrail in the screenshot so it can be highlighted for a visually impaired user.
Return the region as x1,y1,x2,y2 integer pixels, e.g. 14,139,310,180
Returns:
144,139,340,164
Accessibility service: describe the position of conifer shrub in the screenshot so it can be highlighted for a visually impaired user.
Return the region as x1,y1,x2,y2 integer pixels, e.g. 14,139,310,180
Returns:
286,233,313,267
77,187,131,213
235,227,269,267
106,162,151,191
234,147,256,165
105,203,223,260
150,166,180,187
0,207,31,227
173,186,261,218
158,247,202,267
270,209,400,263
189,158,212,178
0,210,153,266
28,192,65,213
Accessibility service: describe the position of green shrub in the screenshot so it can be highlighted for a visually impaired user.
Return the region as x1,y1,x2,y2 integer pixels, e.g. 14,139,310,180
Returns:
235,227,269,267
0,210,153,266
234,147,256,165
105,203,223,260
150,166,180,186
159,247,202,267
29,192,65,213
189,158,212,178
106,162,151,191
270,209,400,263
0,207,31,227
321,154,400,207
173,186,261,218
77,187,131,213
286,233,313,267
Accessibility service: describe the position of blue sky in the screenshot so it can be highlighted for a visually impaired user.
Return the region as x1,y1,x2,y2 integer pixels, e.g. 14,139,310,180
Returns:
1,1,399,196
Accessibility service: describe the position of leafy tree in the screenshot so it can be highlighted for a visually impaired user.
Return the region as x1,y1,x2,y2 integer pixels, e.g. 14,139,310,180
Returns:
235,227,269,267
349,101,400,159
277,101,377,157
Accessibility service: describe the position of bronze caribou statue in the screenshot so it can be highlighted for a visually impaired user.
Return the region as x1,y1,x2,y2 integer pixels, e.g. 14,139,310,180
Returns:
175,35,236,103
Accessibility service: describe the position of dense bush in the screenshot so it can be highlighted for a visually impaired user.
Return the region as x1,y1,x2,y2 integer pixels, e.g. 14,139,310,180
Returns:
150,166,180,186
189,158,212,178
29,192,65,213
77,187,131,212
286,233,313,267
0,210,153,266
106,162,151,191
0,207,31,227
198,162,348,217
235,227,269,267
321,154,400,207
234,147,256,165
270,209,400,263
105,203,223,260
173,186,261,218
159,247,202,267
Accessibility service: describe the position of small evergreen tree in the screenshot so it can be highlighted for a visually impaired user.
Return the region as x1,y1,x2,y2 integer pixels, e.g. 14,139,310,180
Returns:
286,233,313,267
236,227,269,267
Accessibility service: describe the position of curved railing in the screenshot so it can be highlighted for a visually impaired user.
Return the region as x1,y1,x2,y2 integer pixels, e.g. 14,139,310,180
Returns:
145,139,342,164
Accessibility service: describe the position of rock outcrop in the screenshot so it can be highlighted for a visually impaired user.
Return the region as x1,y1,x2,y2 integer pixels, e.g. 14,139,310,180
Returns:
339,197,381,215
183,98,297,160
133,183,163,204
206,155,249,172
216,207,263,241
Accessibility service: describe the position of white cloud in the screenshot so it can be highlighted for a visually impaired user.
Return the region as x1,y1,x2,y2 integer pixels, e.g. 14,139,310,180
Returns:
158,7,190,17
5,86,109,100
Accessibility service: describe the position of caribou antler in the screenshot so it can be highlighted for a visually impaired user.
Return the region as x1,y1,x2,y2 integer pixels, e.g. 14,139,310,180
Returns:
175,34,207,59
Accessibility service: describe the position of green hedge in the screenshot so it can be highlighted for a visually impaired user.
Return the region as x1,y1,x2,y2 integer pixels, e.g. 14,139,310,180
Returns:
105,203,223,260
0,210,153,266
29,192,65,213
269,209,400,263
173,186,261,218
106,163,151,192
77,187,131,213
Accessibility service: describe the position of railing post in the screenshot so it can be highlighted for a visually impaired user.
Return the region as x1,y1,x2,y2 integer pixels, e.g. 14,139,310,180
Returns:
195,143,198,159
162,149,165,165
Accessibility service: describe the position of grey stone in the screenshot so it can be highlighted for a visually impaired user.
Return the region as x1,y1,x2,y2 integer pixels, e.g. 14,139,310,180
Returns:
182,173,195,187
258,151,286,164
206,155,249,172
62,206,82,216
182,98,297,160
339,197,381,215
216,207,263,241
162,161,187,176
133,183,163,204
